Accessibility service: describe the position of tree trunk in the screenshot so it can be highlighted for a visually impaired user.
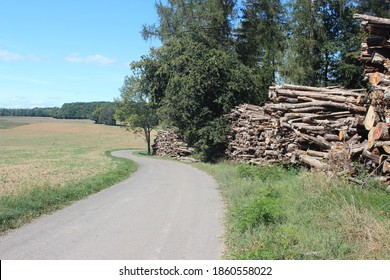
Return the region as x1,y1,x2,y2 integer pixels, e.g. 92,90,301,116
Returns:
145,128,151,155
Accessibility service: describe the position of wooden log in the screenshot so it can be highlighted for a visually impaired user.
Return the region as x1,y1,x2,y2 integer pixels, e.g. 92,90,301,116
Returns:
367,24,390,37
290,107,328,113
371,52,386,64
279,84,365,97
382,160,390,173
362,150,380,164
354,14,390,26
384,59,390,71
366,36,388,47
350,142,366,155
367,128,375,149
297,149,329,159
299,154,329,170
275,89,358,104
267,101,366,114
371,141,390,154
384,88,390,101
296,131,332,149
339,130,349,141
291,123,325,132
364,105,379,130
325,134,341,141
372,122,390,141
368,72,390,86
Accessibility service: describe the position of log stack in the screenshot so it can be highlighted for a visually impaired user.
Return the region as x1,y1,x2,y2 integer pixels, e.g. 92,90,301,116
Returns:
226,104,294,165
354,13,390,176
269,84,367,172
227,85,367,172
228,14,390,182
152,128,195,158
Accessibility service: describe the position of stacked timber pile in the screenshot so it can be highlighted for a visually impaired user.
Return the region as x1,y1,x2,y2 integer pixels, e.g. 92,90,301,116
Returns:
226,104,297,165
152,128,196,160
228,85,367,172
354,13,390,176
268,84,367,172
228,14,390,183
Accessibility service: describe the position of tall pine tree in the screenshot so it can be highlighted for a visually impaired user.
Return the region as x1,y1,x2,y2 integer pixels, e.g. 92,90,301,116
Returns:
142,0,236,47
356,0,390,17
236,0,286,92
283,0,322,86
284,0,365,87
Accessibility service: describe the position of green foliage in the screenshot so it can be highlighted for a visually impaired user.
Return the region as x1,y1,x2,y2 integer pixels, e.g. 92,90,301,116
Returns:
237,164,297,181
232,188,284,233
133,34,264,161
283,0,364,87
90,103,116,125
236,0,286,88
142,0,236,46
0,103,117,121
115,76,159,155
0,107,61,118
59,102,113,119
236,225,301,260
196,162,390,259
356,0,390,18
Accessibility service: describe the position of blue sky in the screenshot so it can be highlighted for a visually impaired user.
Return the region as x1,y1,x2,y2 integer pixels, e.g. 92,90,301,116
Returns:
0,0,160,108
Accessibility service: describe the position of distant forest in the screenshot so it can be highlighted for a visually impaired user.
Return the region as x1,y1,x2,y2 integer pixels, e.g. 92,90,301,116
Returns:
0,102,116,125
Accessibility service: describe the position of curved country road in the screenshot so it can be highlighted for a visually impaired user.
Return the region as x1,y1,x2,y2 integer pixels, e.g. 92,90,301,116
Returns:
0,150,223,259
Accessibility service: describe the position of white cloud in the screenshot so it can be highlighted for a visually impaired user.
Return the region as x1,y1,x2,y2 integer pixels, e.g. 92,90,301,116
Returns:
0,49,23,61
65,53,117,66
0,49,42,62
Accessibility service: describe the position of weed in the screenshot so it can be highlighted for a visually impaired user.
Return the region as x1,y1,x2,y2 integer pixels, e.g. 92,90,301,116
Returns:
196,162,390,260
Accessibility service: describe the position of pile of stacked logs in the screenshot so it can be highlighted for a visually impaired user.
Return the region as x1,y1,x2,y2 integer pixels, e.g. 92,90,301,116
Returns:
226,103,297,165
227,84,367,173
228,14,390,182
152,128,195,160
354,13,390,75
354,13,390,176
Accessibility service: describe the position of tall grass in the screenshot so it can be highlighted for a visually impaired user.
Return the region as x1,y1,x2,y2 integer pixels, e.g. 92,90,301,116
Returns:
0,150,137,233
196,162,390,259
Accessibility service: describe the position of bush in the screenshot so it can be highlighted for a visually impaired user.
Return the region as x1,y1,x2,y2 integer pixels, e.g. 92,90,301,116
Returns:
237,164,295,181
232,189,284,233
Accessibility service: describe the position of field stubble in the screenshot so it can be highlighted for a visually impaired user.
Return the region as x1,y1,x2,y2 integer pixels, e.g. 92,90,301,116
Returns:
0,117,146,196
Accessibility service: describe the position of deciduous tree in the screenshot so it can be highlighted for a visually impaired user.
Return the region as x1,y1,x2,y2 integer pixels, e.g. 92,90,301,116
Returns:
115,76,159,155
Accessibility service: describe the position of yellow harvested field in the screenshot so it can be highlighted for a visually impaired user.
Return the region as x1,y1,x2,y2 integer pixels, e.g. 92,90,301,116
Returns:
0,117,148,196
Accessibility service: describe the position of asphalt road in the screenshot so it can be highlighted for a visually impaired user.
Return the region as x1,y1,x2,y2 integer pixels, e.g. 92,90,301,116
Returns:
0,150,223,259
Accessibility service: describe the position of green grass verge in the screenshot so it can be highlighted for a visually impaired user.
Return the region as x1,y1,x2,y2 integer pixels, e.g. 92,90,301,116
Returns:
0,150,137,234
196,161,390,260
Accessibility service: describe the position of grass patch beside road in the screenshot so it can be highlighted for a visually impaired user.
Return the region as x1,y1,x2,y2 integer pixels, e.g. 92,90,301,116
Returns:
196,162,390,260
0,117,147,233
0,151,137,233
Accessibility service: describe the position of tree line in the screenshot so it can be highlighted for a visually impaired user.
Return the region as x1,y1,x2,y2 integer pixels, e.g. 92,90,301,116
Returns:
0,102,116,125
116,0,389,160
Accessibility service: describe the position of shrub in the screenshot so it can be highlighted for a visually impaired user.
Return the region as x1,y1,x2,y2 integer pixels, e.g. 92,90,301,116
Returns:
232,189,284,233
